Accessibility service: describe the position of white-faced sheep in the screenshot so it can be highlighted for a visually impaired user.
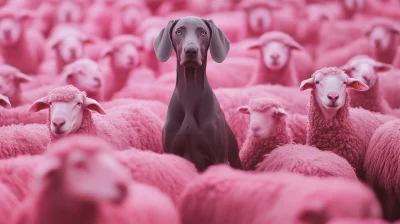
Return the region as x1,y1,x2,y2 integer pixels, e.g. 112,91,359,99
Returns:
300,67,396,179
256,144,357,180
340,55,398,115
246,31,305,87
0,64,31,107
11,135,180,224
364,119,400,221
0,8,45,75
28,85,163,152
179,165,382,224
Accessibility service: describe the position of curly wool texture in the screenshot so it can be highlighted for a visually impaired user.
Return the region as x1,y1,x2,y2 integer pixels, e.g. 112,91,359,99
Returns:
114,148,198,204
246,98,284,112
306,90,395,179
256,144,357,180
48,85,85,103
0,124,50,159
179,165,382,224
239,106,292,170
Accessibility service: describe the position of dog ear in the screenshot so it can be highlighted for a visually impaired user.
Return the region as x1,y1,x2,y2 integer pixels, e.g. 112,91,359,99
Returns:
204,19,230,63
153,19,178,62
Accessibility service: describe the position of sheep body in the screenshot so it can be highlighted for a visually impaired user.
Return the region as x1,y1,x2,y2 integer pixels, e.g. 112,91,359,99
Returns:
256,144,357,180
179,165,381,224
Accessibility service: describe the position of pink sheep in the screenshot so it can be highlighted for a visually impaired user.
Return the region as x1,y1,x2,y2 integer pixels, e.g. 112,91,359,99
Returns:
0,64,31,107
99,35,144,100
109,0,151,38
237,98,292,170
26,58,105,104
379,68,400,109
340,55,398,115
0,182,21,224
0,8,45,75
114,148,198,204
112,83,175,105
179,165,382,224
214,85,309,147
246,31,307,87
365,18,400,64
0,123,50,159
35,0,88,37
256,144,358,180
12,135,180,224
393,45,400,68
28,85,163,152
0,104,47,126
364,119,400,221
41,27,96,74
300,67,396,179
83,0,118,39
0,93,11,109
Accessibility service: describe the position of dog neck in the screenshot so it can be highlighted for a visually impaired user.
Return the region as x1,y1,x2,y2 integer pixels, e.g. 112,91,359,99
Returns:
175,56,209,113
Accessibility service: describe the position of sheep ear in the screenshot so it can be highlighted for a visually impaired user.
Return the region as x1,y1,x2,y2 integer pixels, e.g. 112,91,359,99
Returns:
286,39,304,51
84,97,106,115
297,200,327,224
17,11,34,22
0,94,11,108
80,35,95,45
15,72,32,83
347,78,369,91
28,96,50,112
237,106,250,114
299,77,314,91
374,62,393,73
100,47,113,58
153,19,178,62
49,38,61,49
245,40,261,51
339,64,352,75
275,107,288,118
204,19,230,63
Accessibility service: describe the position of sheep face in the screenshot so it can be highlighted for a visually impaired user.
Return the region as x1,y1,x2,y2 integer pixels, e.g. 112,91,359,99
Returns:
262,41,291,72
37,149,129,205
56,1,85,24
51,35,92,64
28,89,106,136
367,25,398,53
210,0,233,13
247,7,273,35
340,57,392,88
120,5,142,31
342,0,365,12
238,105,288,139
300,69,369,119
0,65,31,96
0,15,23,46
104,42,140,70
63,60,104,95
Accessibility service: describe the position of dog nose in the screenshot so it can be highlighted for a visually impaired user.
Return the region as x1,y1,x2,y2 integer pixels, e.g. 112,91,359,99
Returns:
52,118,66,128
184,46,198,56
327,92,339,103
270,53,280,60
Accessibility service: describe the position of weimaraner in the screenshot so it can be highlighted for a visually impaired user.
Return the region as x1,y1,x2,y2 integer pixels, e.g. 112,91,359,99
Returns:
153,16,242,171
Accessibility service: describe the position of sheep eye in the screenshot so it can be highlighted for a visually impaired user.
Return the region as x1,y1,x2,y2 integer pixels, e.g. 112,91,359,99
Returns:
200,31,206,36
77,102,82,106
315,81,320,84
49,102,53,105
175,30,182,35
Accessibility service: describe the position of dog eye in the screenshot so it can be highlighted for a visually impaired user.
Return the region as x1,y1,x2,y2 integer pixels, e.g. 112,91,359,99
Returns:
175,30,182,35
200,31,206,36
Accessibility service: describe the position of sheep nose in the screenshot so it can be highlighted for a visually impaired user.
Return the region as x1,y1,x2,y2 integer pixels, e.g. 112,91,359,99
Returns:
374,39,381,47
270,53,280,60
112,183,128,205
93,77,101,87
52,118,66,128
70,48,77,57
327,92,339,103
3,29,10,39
252,126,260,132
257,17,263,27
65,12,72,22
184,46,198,56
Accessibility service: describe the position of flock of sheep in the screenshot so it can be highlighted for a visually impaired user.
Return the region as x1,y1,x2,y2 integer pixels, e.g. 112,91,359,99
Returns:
0,0,399,223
